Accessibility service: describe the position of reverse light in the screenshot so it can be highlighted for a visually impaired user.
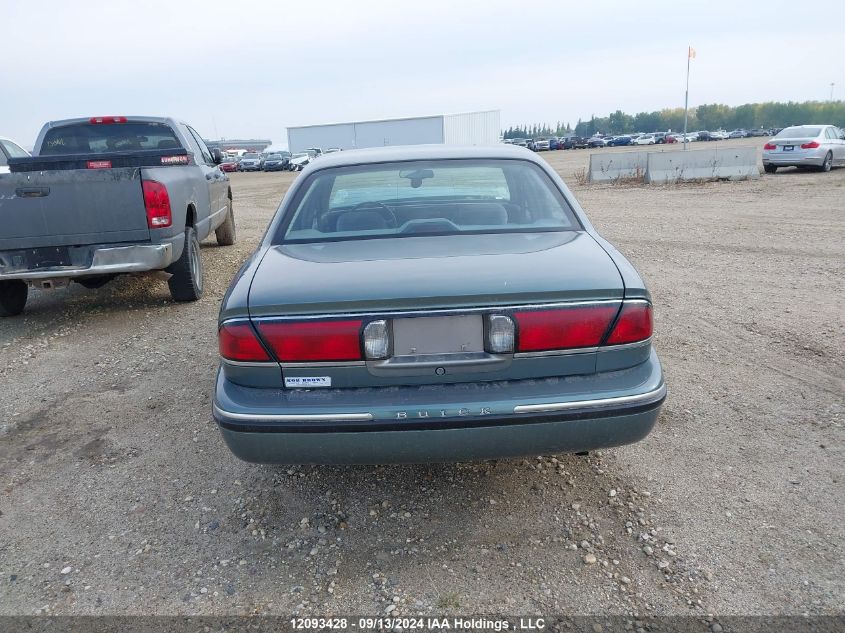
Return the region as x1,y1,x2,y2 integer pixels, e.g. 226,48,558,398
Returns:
514,306,618,352
606,303,653,345
763,143,776,150
219,323,270,362
800,140,820,149
485,314,515,353
89,116,127,124
142,180,172,228
363,320,390,359
256,320,363,362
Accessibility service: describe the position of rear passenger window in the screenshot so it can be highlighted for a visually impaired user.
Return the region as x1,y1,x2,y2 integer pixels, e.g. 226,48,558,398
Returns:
825,128,837,140
40,122,182,155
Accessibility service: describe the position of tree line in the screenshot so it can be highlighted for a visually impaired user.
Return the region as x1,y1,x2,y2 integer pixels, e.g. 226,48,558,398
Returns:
502,100,845,139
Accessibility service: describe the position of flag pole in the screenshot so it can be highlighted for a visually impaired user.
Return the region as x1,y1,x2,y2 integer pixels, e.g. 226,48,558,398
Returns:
683,47,691,151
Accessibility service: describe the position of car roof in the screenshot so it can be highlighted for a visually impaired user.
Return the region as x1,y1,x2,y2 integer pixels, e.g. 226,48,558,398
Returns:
305,143,542,170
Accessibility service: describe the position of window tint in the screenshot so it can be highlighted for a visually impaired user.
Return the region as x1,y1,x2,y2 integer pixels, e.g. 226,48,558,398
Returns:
279,159,579,244
1,140,29,158
40,122,182,155
775,126,821,139
187,126,213,164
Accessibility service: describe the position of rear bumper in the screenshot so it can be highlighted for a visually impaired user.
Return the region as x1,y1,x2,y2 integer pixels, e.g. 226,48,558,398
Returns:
213,351,666,464
0,239,180,281
762,149,825,166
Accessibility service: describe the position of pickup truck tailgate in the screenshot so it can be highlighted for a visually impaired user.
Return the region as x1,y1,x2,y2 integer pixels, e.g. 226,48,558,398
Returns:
0,168,150,250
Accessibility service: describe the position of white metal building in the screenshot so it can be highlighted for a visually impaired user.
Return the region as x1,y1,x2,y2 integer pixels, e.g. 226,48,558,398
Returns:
286,110,500,153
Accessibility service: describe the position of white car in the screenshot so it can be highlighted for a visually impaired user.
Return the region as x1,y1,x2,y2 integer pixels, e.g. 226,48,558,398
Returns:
634,134,657,145
0,137,31,174
288,152,312,171
533,138,551,151
709,130,729,140
762,125,845,173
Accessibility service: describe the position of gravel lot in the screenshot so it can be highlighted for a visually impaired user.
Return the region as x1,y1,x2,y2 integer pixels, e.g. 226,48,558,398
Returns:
1,139,843,618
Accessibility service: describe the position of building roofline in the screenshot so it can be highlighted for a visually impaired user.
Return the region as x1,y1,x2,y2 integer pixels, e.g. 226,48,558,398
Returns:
287,110,500,131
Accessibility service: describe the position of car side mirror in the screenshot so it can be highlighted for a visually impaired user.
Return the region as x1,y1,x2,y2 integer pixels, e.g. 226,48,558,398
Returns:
211,148,223,165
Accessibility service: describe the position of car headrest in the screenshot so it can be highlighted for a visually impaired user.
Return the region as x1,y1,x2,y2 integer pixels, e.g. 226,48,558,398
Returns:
335,211,389,232
456,203,509,226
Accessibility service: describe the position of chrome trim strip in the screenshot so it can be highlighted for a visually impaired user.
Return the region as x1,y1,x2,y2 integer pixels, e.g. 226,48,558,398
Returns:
514,347,598,358
280,361,366,368
213,403,373,423
222,359,276,368
513,383,666,414
600,337,653,352
221,300,654,327
239,300,628,323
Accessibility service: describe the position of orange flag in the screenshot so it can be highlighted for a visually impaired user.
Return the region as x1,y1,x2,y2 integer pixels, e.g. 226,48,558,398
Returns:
688,46,697,59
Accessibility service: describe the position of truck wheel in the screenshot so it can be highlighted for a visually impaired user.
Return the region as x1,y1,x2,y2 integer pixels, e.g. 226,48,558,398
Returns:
167,226,203,302
215,198,236,246
0,280,28,317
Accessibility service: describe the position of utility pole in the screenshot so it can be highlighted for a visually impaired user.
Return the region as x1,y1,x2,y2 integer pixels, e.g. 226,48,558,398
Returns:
683,46,695,151
831,83,835,102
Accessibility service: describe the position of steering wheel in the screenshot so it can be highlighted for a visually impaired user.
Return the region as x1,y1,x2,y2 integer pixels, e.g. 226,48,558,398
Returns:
351,201,398,228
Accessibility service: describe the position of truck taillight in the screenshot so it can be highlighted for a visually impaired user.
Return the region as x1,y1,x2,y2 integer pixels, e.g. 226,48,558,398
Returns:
606,303,653,345
514,306,618,352
142,180,172,228
219,323,271,362
256,320,364,362
89,116,127,124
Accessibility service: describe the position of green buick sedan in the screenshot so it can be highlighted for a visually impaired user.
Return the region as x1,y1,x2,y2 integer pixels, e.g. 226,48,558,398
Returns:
213,144,665,464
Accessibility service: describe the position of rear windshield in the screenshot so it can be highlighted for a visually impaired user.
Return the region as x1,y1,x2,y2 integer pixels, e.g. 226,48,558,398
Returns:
40,122,182,155
776,126,821,138
277,159,580,244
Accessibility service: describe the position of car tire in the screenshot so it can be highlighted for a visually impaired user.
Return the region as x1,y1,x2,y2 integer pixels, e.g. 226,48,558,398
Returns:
763,165,777,174
215,198,236,246
820,152,833,172
167,226,203,302
0,280,28,317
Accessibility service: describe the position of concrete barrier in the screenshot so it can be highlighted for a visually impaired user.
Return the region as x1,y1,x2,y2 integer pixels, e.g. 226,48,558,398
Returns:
645,147,759,183
712,147,759,180
588,151,648,183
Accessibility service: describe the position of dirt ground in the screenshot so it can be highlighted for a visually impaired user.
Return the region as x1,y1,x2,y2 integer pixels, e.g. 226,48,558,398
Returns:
1,139,843,619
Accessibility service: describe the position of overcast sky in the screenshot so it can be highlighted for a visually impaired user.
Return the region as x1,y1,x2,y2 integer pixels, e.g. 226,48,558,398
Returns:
5,0,844,148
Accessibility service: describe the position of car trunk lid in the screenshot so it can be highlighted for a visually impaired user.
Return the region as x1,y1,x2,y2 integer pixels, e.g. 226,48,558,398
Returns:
242,231,628,389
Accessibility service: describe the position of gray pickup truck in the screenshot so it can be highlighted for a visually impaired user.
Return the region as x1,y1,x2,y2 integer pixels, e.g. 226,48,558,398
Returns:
0,116,236,316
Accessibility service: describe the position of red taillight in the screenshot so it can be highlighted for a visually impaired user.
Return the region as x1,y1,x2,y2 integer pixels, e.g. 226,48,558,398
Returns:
606,303,653,345
219,323,271,362
89,116,127,124
800,140,820,149
514,306,618,352
87,160,112,169
763,143,776,150
142,180,172,228
256,320,364,362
